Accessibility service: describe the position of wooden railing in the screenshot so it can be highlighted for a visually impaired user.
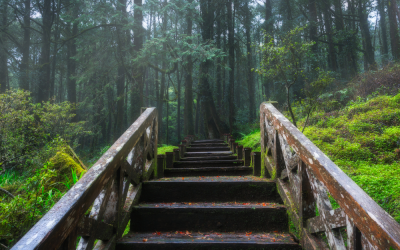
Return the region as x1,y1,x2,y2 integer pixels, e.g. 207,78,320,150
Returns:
260,103,400,249
12,108,158,250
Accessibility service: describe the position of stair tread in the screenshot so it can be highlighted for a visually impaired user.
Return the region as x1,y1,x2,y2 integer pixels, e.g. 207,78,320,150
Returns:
192,139,224,143
118,232,299,244
181,156,237,161
185,151,233,155
175,159,243,164
165,166,251,171
137,202,284,209
146,176,269,182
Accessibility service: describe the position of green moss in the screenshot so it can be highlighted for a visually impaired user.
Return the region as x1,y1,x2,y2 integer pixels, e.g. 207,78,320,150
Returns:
158,145,178,155
49,152,86,192
240,93,400,223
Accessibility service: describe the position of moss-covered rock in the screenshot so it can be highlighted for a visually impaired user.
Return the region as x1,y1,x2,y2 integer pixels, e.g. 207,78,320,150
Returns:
49,151,86,192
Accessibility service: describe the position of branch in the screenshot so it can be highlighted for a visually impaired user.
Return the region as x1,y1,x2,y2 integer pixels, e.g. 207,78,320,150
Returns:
56,24,122,46
0,187,15,199
317,39,365,53
0,243,9,249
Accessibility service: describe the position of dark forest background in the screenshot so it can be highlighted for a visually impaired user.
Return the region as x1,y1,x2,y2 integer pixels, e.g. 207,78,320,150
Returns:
1,0,400,148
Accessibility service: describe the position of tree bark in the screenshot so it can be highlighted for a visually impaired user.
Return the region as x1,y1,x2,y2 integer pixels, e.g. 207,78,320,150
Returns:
245,1,255,122
184,0,194,136
198,0,227,138
216,6,222,116
377,0,389,63
388,0,400,60
67,22,78,104
37,0,52,103
322,0,337,71
358,0,376,69
19,0,30,91
0,0,8,94
50,0,60,100
116,0,127,135
131,0,144,122
333,0,346,76
226,0,235,133
263,0,273,99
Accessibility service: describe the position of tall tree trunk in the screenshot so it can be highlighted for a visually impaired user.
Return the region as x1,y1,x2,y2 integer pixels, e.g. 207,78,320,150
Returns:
131,0,144,122
377,0,389,63
308,0,318,51
199,0,227,138
358,0,376,69
388,0,400,60
38,0,52,103
226,0,235,133
116,0,127,135
67,22,78,104
322,0,337,71
19,0,30,91
157,0,168,143
0,0,7,93
263,0,273,99
177,66,181,142
184,0,194,136
245,1,255,122
333,0,346,76
216,6,222,116
50,0,60,100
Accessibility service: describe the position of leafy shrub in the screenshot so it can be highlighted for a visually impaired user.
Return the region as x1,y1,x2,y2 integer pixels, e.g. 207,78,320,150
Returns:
0,89,89,172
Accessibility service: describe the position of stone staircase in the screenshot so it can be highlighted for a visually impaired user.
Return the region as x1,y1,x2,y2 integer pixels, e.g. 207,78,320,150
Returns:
116,139,301,249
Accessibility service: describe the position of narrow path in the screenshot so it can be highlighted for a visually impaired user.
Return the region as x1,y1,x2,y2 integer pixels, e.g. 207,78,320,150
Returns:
116,139,301,249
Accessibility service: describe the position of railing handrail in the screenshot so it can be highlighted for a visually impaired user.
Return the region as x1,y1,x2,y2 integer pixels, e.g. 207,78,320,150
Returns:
12,107,158,250
260,103,400,249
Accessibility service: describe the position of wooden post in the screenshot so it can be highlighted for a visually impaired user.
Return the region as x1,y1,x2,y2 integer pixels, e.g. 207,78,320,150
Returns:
252,152,261,176
229,139,235,151
237,145,243,159
157,155,165,178
166,152,173,168
173,148,180,162
243,147,251,166
179,144,185,158
232,142,238,154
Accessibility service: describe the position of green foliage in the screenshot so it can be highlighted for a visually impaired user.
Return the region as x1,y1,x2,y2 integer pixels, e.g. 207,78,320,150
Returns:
237,130,261,152
0,161,68,246
0,89,89,172
0,142,86,247
300,93,400,222
238,93,400,223
257,26,315,85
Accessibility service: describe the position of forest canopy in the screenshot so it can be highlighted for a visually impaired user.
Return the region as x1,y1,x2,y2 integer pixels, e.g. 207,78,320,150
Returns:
1,0,399,148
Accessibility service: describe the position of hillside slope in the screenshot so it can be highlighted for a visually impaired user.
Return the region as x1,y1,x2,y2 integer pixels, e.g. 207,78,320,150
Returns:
239,94,400,223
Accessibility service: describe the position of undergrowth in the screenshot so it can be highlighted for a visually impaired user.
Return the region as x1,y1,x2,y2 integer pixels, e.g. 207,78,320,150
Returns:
238,93,400,223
